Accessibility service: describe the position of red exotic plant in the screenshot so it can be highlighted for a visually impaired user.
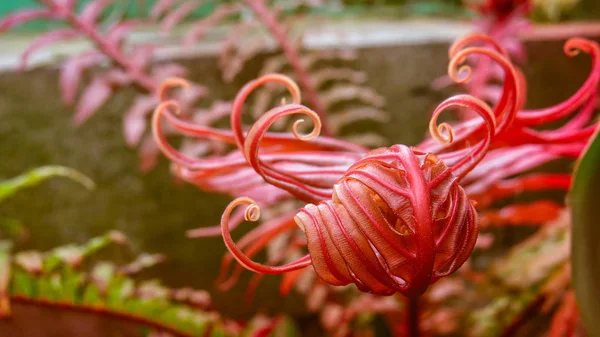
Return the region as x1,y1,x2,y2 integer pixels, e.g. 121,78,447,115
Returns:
153,32,599,335
215,37,510,300
415,34,598,337
218,31,597,294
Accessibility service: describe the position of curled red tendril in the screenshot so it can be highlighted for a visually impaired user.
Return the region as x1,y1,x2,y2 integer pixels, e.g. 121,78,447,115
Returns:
220,77,496,297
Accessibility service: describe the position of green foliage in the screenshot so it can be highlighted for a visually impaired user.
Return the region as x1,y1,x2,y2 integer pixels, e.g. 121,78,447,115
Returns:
570,128,600,337
469,213,570,336
7,232,218,336
470,290,539,336
0,166,303,336
3,231,299,336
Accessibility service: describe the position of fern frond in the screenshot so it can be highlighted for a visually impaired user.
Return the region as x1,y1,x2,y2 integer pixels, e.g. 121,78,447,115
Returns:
0,1,210,172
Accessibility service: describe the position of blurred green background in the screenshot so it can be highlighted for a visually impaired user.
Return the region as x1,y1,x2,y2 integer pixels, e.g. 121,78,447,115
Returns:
2,0,599,33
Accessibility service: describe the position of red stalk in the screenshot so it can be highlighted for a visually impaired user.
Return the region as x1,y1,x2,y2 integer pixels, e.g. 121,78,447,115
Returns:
406,296,420,337
59,10,157,93
38,0,157,94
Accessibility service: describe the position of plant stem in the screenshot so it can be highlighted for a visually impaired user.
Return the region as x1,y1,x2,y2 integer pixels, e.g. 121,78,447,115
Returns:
40,0,157,94
244,0,332,136
406,296,419,337
68,14,157,93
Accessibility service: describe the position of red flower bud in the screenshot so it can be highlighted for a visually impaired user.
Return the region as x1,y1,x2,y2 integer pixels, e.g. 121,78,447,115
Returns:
221,91,496,297
295,145,478,297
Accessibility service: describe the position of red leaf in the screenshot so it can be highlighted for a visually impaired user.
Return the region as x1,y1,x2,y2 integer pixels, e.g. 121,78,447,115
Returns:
19,28,79,71
191,100,232,125
0,9,56,33
160,1,202,32
138,135,161,172
151,0,176,19
183,4,239,46
123,96,157,146
73,77,112,125
151,63,187,80
130,45,156,69
52,0,76,16
175,84,208,108
61,0,76,11
104,69,132,86
106,20,140,45
547,291,579,337
59,52,102,105
80,0,118,24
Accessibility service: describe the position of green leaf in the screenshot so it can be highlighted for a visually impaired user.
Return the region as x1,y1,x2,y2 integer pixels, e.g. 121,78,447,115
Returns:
82,283,102,305
570,127,600,336
106,276,134,307
0,165,95,203
5,234,229,337
37,276,57,300
60,267,83,302
11,270,34,296
42,253,64,273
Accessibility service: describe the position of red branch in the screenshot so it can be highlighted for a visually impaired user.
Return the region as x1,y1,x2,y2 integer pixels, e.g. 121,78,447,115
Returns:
9,295,213,337
50,4,157,93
